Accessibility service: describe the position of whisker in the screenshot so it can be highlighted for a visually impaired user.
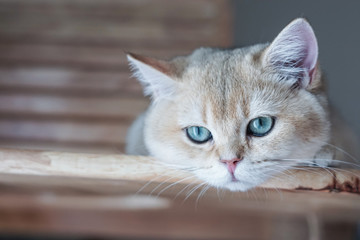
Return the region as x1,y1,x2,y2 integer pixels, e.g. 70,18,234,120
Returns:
322,166,360,178
277,158,360,168
264,168,294,182
319,141,359,162
269,170,298,186
184,182,208,202
156,175,198,197
278,160,336,177
324,159,360,168
216,186,227,201
157,162,207,172
269,159,338,178
285,166,333,178
149,173,190,196
272,158,360,178
260,186,269,199
196,184,211,206
272,186,284,200
135,173,175,195
175,181,198,199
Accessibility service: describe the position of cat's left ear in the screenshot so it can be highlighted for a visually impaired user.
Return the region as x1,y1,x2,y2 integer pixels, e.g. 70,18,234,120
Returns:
263,18,318,88
127,53,178,101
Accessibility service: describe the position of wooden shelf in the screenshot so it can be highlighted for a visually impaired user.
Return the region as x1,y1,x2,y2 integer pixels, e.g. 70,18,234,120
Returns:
0,148,359,240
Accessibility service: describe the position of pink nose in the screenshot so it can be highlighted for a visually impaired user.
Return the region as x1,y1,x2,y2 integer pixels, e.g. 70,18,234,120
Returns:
221,158,243,174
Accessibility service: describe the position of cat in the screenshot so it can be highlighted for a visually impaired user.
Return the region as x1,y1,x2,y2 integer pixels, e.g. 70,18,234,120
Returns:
125,18,359,192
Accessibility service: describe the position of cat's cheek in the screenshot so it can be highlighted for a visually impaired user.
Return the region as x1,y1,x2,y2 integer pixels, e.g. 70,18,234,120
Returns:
182,141,215,157
248,119,305,160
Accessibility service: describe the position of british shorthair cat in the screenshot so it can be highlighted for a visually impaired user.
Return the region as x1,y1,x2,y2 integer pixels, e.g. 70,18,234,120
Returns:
126,18,358,191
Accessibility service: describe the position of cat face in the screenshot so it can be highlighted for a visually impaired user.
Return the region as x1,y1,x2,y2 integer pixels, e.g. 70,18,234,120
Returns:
128,18,330,191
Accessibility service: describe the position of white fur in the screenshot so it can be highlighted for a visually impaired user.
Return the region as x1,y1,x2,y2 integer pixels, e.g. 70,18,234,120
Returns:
263,18,318,87
127,54,176,102
126,112,149,155
126,18,341,192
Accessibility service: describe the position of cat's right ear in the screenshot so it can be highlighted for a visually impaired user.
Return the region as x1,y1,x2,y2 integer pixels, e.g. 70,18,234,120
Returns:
262,18,318,88
127,53,177,101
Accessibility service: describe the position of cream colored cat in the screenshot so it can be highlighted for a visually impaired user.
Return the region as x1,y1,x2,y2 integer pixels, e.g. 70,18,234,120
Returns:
126,18,358,191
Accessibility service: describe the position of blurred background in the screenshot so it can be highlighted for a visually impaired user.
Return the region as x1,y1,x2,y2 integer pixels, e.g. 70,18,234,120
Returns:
0,0,359,154
0,0,231,154
233,0,360,146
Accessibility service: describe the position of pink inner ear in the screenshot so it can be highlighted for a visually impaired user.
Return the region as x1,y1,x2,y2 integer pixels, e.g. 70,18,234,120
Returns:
127,52,174,76
297,21,318,71
265,19,319,87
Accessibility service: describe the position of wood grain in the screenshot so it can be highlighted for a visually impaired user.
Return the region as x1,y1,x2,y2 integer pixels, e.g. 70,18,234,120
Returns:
1,148,359,193
0,68,142,96
0,94,149,118
0,148,359,239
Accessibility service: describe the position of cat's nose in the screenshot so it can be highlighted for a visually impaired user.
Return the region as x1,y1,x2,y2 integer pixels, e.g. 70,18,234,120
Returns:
220,157,243,174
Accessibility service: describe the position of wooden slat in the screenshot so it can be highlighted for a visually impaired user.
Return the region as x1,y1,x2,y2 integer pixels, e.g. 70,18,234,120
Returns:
0,0,233,154
0,67,143,96
0,44,192,68
0,150,359,239
0,120,128,144
1,148,360,194
0,177,357,240
0,185,308,240
0,21,218,45
0,0,231,47
0,0,222,21
0,139,123,154
0,94,149,119
0,35,220,51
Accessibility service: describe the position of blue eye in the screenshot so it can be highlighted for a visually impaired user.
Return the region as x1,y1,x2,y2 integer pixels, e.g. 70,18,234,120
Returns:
186,126,212,144
247,116,275,137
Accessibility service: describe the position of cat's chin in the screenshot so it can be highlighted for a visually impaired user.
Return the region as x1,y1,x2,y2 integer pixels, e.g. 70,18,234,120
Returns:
193,167,268,192
222,180,259,192
201,175,262,192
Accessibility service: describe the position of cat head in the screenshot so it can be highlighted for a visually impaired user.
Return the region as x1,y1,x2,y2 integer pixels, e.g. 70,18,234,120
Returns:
127,18,330,191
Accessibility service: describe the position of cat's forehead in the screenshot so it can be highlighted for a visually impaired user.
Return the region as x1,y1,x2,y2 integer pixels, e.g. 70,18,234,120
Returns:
182,46,267,92
177,46,295,126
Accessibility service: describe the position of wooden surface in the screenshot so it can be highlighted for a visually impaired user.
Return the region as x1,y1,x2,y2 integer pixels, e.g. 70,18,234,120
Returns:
0,148,360,239
1,174,359,240
1,148,360,193
0,0,233,154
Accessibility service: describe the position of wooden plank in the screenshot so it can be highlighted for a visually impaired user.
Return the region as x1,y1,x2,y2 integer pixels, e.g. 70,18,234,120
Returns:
215,0,234,47
0,7,219,24
0,119,129,144
0,184,307,240
0,177,356,240
0,148,359,239
0,34,222,50
0,148,360,194
0,139,124,154
0,0,234,155
0,94,148,151
0,19,218,44
0,67,143,96
0,1,232,47
0,94,149,119
0,44,192,68
0,0,222,21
